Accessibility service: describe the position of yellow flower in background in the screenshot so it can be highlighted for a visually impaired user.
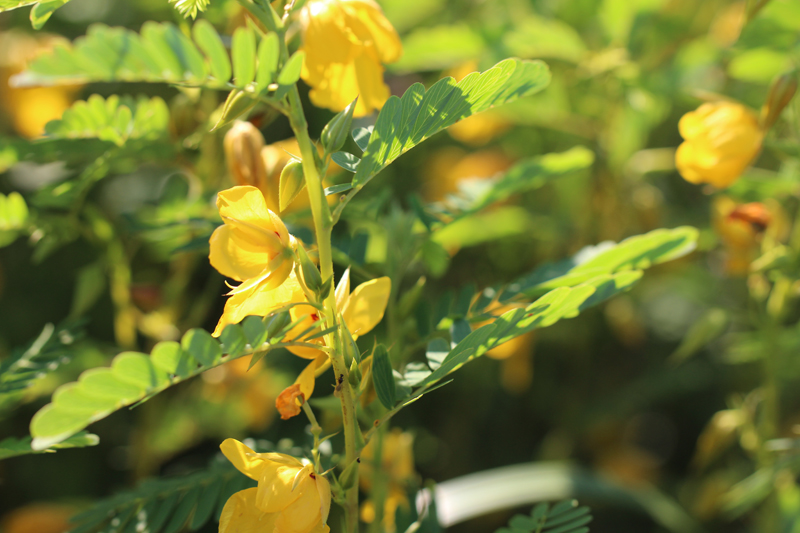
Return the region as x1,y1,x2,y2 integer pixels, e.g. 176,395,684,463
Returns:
286,268,391,359
219,439,331,533
676,101,763,188
210,186,297,336
446,62,511,146
423,147,512,202
1,503,74,533
0,31,78,138
360,429,416,533
299,0,402,116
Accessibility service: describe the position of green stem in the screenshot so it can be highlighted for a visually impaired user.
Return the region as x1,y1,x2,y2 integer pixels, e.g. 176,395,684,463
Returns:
286,86,361,533
302,401,323,471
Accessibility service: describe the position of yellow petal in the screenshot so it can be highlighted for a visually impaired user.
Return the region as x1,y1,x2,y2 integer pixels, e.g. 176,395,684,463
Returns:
220,439,271,480
341,277,391,337
341,0,402,64
316,475,332,525
209,224,274,282
212,270,303,336
296,357,320,399
219,488,278,533
255,462,307,513
274,475,323,533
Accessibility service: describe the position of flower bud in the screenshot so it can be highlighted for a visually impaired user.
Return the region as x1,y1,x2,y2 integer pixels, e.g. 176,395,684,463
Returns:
761,71,798,130
212,89,257,131
224,121,268,189
279,158,306,212
266,311,292,339
296,244,323,294
339,458,360,490
321,97,357,154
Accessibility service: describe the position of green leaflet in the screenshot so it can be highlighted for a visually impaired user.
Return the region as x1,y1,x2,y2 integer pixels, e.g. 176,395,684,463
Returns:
0,0,71,29
0,191,30,248
28,314,291,451
332,58,550,217
495,500,593,533
0,321,84,414
491,225,699,304
11,21,282,95
372,345,396,409
44,95,170,146
403,226,698,394
0,432,98,460
416,272,641,390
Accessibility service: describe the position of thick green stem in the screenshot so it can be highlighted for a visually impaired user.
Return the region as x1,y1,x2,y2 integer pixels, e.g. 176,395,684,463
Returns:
287,86,361,533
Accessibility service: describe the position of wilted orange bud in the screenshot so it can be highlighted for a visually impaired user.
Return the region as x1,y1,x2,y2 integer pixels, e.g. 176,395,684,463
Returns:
276,383,305,419
224,120,268,190
713,197,772,275
676,101,763,188
728,202,772,233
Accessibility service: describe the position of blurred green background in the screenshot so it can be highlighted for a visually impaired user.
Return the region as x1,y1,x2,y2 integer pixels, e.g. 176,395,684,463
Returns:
2,0,800,532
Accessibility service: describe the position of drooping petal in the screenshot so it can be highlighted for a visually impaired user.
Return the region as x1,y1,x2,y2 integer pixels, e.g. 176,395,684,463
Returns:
212,270,304,336
341,277,391,337
218,488,278,533
316,474,332,525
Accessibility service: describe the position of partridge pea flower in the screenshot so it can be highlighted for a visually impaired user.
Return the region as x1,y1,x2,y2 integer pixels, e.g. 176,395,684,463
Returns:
676,101,763,188
287,268,391,359
219,439,331,533
210,186,297,336
299,0,402,117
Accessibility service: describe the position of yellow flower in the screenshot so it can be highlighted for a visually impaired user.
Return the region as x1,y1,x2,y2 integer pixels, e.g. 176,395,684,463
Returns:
359,429,416,533
1,504,75,533
210,186,298,336
676,101,763,188
286,268,391,359
299,0,402,117
0,31,78,138
219,439,331,533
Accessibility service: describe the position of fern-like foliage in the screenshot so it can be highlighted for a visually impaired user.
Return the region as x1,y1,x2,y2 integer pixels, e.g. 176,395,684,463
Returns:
45,95,170,146
67,450,259,533
0,321,84,413
330,58,551,218
11,20,291,101
495,500,592,533
395,227,698,400
28,312,330,450
0,431,98,460
169,0,210,18
0,191,30,248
